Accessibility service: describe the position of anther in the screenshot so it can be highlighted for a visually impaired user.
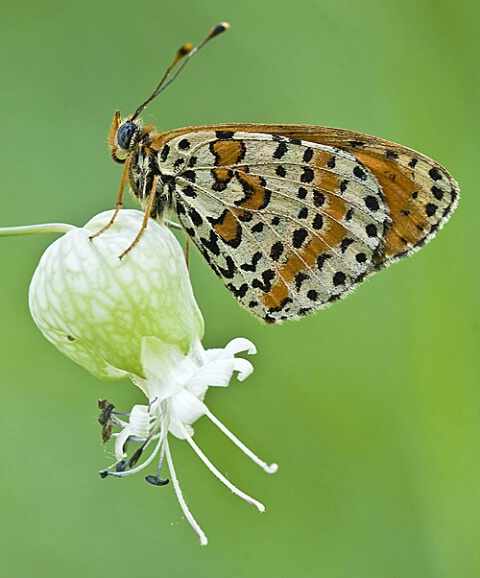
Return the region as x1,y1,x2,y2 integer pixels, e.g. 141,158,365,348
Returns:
128,447,144,468
115,460,128,472
145,475,170,486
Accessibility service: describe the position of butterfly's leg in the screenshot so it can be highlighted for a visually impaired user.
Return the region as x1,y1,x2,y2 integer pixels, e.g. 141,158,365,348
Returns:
119,174,159,259
90,156,131,240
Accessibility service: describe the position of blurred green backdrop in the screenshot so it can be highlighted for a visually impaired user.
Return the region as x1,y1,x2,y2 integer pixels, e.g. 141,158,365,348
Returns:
0,1,478,577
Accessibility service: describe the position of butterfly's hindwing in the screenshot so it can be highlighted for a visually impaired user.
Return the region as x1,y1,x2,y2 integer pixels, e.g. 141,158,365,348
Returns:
345,145,458,267
159,130,392,322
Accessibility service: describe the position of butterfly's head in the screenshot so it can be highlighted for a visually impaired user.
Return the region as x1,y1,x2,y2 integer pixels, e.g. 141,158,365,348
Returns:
116,119,141,151
109,110,142,163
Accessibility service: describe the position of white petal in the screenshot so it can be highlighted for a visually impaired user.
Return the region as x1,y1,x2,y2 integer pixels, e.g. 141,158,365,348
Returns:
187,359,236,392
169,417,196,440
224,337,257,356
203,347,225,361
114,426,132,460
205,338,256,363
128,405,151,439
138,337,186,401
232,358,254,381
187,338,208,365
170,389,207,433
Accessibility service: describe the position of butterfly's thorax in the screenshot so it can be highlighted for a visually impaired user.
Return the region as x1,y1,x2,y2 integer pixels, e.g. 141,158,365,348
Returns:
127,130,174,220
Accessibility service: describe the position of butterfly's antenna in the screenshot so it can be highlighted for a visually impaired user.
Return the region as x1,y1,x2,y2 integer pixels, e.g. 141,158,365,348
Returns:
130,22,230,121
129,43,193,120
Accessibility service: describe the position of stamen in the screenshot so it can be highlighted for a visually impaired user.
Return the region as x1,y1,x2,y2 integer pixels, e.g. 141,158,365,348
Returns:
205,409,278,474
176,420,266,512
127,434,155,467
128,445,145,468
121,436,149,443
165,439,207,546
116,460,128,472
145,440,170,485
102,435,163,478
156,443,166,477
148,397,159,410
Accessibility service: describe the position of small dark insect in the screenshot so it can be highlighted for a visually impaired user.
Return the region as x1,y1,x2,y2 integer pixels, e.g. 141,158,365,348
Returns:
97,399,115,444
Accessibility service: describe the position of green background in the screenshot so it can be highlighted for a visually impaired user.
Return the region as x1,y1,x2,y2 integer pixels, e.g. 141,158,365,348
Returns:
0,1,478,576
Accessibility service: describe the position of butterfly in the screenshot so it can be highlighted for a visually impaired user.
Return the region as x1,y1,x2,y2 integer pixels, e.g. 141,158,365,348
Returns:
101,23,459,324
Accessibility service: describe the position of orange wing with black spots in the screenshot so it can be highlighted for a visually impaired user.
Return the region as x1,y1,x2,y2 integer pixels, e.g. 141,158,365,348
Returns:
114,120,458,322
155,123,459,268
107,23,458,323
242,124,459,268
149,124,458,322
156,128,389,322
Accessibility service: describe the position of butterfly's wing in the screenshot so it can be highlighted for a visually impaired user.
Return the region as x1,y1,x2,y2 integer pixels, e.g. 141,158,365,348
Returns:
155,124,458,323
233,124,460,269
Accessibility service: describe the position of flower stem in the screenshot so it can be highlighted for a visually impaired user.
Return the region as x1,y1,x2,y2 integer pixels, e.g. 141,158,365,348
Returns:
0,223,76,236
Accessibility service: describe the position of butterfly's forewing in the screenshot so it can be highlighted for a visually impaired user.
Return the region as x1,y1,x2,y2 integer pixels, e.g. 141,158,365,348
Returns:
155,124,458,322
206,124,460,266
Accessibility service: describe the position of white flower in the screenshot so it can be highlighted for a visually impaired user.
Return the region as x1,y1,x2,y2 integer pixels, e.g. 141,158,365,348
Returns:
1,210,277,545
107,334,277,546
28,210,204,380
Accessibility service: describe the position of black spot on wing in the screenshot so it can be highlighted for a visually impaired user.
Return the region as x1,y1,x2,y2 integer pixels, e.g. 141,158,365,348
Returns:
200,230,221,256
217,255,236,279
178,138,191,150
252,269,275,292
240,251,263,272
216,130,235,139
273,141,288,159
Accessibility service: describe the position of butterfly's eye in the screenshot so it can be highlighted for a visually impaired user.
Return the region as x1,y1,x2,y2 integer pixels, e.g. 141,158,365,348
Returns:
116,121,140,151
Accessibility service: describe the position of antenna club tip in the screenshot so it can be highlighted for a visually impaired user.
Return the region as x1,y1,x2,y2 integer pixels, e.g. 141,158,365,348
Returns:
179,42,193,56
209,22,230,38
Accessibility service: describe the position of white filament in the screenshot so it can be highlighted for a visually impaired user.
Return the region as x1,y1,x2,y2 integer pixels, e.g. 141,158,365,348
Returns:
176,419,265,512
205,408,278,474
165,440,208,546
